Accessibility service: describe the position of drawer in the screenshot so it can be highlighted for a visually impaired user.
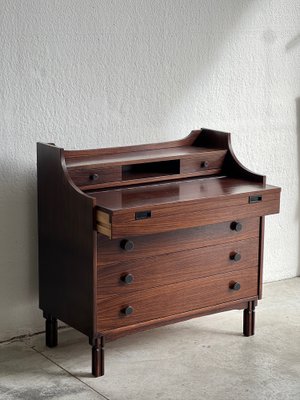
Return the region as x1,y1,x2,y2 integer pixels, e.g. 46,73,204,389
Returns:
97,237,259,298
94,177,280,239
180,150,226,173
68,165,121,188
97,218,259,265
97,267,258,331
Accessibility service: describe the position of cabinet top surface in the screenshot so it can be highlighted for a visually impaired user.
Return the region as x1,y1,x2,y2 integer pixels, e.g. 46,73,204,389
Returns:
89,176,280,212
65,146,222,168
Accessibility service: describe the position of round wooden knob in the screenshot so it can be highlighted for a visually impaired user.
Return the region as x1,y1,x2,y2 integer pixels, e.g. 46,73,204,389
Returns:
121,306,134,316
120,239,134,251
89,173,99,181
230,282,241,291
230,221,242,232
201,161,209,168
230,252,241,262
120,273,134,284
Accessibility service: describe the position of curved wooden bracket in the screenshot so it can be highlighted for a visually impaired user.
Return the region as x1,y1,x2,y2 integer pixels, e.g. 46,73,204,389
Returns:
191,128,266,183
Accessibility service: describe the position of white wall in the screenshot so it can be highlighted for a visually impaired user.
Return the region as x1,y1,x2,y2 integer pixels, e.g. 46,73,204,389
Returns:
0,0,299,341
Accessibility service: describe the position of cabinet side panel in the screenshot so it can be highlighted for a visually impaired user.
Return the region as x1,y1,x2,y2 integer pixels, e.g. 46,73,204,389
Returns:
37,143,96,337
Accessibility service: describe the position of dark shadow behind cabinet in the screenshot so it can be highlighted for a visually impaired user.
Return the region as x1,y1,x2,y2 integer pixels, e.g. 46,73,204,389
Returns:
37,129,281,377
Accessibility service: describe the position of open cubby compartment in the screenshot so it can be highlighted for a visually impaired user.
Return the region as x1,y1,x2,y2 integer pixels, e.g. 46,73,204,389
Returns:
122,159,180,180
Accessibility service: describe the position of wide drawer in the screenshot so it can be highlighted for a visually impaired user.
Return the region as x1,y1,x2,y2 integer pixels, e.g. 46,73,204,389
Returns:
97,217,259,265
97,267,258,331
93,177,280,239
97,237,259,298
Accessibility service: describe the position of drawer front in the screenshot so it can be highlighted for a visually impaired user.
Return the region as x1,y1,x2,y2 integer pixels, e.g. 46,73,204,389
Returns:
68,166,121,188
97,237,259,298
97,217,260,265
97,267,258,331
180,150,226,173
97,188,280,239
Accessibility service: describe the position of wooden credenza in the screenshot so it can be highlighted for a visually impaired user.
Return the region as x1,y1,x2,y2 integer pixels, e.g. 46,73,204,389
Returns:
37,129,281,377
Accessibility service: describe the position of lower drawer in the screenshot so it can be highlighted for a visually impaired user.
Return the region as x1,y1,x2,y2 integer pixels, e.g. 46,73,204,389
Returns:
97,217,260,265
97,267,258,331
97,237,259,298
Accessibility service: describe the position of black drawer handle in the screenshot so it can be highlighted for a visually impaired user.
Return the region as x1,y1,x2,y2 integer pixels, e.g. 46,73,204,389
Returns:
121,306,134,316
201,161,209,168
120,239,134,251
230,252,241,262
120,273,134,285
229,282,241,291
89,173,99,181
230,221,242,232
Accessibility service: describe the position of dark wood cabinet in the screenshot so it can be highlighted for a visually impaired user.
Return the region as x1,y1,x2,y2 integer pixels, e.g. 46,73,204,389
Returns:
37,129,281,377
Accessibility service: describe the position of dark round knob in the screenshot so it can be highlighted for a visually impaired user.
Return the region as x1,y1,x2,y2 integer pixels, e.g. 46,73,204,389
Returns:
230,252,241,262
121,306,134,316
230,221,242,232
120,239,134,251
201,161,209,168
89,173,99,181
120,273,134,284
230,282,241,291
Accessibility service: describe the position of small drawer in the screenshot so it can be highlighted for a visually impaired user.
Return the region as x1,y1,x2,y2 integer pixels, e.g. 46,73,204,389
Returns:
97,218,260,265
68,166,121,188
97,267,258,331
180,150,227,174
97,237,259,298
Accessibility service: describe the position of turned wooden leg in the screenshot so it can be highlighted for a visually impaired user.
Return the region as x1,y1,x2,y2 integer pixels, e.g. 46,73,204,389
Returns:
243,301,255,337
45,315,58,347
92,337,104,377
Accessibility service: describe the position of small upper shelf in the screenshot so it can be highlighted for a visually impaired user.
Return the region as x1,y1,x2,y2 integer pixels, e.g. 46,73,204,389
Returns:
65,146,223,168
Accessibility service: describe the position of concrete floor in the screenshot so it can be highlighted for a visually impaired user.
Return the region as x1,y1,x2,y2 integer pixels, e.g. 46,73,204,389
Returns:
0,278,299,400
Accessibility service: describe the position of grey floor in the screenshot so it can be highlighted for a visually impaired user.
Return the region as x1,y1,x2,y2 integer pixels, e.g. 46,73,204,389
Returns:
0,278,299,400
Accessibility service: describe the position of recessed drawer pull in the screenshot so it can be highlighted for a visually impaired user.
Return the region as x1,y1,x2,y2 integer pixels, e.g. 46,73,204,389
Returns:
230,252,241,262
201,161,209,168
249,195,262,204
120,239,134,251
230,221,242,232
120,273,134,285
121,306,134,316
229,282,241,291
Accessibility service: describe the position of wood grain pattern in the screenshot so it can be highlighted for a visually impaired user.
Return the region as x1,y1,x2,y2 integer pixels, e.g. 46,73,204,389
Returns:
109,195,279,238
37,143,96,338
97,267,258,331
65,145,217,168
97,237,259,298
97,217,260,265
180,150,226,173
102,297,257,341
93,175,280,238
92,177,279,212
68,165,121,188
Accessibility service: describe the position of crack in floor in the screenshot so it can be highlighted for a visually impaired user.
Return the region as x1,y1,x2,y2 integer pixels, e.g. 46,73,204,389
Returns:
22,340,110,400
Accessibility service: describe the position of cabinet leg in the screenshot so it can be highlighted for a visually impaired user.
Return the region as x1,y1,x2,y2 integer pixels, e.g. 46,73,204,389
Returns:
92,337,104,377
243,301,255,337
45,315,58,347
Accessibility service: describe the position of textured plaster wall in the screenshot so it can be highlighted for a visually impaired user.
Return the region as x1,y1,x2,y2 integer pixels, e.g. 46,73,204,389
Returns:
0,0,299,341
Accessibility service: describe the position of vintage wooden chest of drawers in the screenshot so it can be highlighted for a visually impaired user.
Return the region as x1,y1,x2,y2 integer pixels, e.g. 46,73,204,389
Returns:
37,129,281,377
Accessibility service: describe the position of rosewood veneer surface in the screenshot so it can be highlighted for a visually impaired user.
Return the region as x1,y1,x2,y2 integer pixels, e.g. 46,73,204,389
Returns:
37,128,281,377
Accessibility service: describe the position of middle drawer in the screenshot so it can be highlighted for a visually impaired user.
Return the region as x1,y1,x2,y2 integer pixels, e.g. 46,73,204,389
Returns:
97,237,259,299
